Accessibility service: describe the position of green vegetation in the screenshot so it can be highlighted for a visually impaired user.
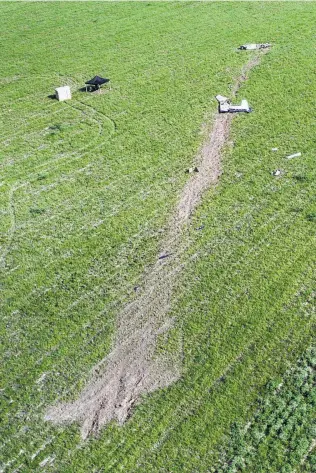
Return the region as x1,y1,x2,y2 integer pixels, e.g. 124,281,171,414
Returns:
211,346,316,473
298,449,316,473
0,2,315,472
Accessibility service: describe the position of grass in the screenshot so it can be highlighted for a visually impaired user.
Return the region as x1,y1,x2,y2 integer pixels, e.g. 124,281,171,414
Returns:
211,345,316,473
0,2,315,472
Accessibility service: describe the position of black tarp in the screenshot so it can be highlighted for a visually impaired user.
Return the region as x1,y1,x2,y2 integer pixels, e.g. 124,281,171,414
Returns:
85,76,109,86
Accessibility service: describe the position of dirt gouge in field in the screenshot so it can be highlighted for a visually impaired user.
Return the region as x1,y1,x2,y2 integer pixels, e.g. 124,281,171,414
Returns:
46,50,269,440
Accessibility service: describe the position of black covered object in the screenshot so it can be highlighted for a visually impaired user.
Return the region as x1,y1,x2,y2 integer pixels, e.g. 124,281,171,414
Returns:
85,76,109,86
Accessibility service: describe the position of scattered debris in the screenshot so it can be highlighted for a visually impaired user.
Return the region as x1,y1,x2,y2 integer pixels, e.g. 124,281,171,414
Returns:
216,95,252,113
272,169,282,176
286,152,301,160
158,253,171,260
271,147,278,151
85,75,110,93
238,43,271,50
216,94,229,104
45,54,265,440
227,100,251,113
55,86,71,102
186,167,199,174
195,225,205,231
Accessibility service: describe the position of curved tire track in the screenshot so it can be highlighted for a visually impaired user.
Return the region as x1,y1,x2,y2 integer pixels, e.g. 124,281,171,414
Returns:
46,51,269,439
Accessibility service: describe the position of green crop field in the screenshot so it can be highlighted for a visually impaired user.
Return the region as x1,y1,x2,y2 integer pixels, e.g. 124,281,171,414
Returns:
211,346,316,473
1,2,315,472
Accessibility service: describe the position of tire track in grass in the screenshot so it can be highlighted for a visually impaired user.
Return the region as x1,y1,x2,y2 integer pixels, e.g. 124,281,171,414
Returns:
0,48,268,464
0,96,115,268
2,188,297,383
0,208,284,455
68,219,314,471
103,251,315,473
4,117,295,331
0,183,28,268
58,263,314,473
0,193,309,466
45,51,270,439
125,320,314,470
3,211,314,471
3,101,114,184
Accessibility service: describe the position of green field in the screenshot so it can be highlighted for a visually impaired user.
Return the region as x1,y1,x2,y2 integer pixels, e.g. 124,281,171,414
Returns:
212,346,316,473
1,2,315,472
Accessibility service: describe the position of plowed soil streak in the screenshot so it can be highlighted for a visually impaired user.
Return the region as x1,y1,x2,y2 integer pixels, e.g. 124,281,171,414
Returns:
46,52,266,439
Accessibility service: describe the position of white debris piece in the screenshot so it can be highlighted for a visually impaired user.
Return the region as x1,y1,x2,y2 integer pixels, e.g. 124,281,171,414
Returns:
215,94,229,104
215,94,230,112
55,86,71,102
238,43,271,50
186,166,199,174
39,456,55,468
229,99,251,113
271,147,278,151
286,152,301,159
240,44,257,50
36,372,47,384
216,95,251,113
272,169,282,176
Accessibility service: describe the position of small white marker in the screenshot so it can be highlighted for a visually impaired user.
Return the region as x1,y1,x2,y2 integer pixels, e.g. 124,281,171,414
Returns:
286,152,301,159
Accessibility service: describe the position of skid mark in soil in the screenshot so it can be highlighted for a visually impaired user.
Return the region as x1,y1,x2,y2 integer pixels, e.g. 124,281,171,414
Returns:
46,51,268,439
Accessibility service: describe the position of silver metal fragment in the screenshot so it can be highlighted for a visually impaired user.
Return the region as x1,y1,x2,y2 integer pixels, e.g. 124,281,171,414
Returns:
238,43,271,50
215,95,252,113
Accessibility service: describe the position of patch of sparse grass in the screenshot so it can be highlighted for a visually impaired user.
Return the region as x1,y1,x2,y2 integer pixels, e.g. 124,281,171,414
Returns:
0,2,315,472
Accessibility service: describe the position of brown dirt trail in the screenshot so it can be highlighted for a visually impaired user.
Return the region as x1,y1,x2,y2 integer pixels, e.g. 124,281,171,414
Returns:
45,52,267,439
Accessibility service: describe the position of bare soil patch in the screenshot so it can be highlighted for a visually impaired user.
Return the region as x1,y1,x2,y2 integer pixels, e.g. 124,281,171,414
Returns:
45,51,268,439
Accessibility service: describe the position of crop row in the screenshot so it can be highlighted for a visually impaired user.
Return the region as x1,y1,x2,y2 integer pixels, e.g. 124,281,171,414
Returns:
211,346,316,473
